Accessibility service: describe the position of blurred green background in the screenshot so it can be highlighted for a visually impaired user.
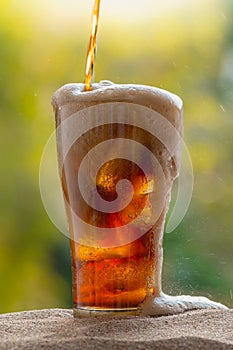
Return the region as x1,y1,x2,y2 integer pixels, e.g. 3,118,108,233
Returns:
0,0,232,313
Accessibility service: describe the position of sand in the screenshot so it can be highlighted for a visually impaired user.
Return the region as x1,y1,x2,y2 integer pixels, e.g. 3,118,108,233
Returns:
0,308,232,349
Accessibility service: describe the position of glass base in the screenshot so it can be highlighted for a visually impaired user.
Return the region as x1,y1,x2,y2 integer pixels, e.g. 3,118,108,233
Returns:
73,305,139,318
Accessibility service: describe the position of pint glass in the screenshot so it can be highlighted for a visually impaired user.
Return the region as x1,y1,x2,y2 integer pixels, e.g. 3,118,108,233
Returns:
52,81,183,317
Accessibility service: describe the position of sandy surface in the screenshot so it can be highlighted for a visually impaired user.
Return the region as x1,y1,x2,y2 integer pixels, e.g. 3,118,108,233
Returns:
0,309,232,349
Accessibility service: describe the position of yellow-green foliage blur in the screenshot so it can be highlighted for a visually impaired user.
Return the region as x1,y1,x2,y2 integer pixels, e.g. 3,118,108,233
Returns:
0,0,232,313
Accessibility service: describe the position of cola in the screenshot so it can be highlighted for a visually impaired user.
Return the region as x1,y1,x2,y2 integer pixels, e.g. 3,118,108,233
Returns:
52,81,183,316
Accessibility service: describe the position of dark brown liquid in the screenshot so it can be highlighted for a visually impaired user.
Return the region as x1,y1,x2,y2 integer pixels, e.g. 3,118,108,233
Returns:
69,159,155,308
85,0,101,91
61,124,157,309
71,230,155,308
